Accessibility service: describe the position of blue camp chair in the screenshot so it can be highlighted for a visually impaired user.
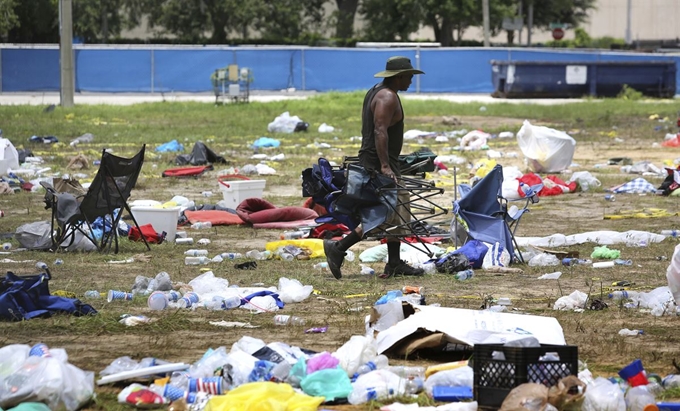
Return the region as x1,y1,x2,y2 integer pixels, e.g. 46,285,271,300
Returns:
452,164,541,264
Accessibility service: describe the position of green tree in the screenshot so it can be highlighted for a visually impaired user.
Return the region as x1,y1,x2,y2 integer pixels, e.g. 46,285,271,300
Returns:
0,0,19,40
526,0,596,31
73,0,132,43
254,0,326,41
358,0,423,42
7,0,58,43
333,0,359,39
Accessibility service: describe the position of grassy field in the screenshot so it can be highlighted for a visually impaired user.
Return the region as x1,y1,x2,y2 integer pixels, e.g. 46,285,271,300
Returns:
1,94,680,410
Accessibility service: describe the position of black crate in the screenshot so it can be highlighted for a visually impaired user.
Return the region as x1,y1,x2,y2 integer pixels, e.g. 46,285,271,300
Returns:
473,344,578,411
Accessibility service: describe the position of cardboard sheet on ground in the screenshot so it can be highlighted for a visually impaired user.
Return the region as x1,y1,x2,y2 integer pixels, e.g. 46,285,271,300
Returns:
376,304,566,356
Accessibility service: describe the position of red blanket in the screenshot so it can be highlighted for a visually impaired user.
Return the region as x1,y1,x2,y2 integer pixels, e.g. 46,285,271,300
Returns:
237,198,318,225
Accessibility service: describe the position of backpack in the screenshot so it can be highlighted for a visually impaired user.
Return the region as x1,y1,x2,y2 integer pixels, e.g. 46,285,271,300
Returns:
0,270,97,321
435,252,471,274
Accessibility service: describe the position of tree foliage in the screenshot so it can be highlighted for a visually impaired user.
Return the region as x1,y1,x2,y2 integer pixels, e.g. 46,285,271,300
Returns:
0,0,19,40
358,0,422,42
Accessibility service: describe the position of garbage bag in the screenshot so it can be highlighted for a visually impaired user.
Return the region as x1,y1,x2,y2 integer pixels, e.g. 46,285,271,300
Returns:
205,381,324,411
14,221,53,250
300,367,352,401
516,120,576,173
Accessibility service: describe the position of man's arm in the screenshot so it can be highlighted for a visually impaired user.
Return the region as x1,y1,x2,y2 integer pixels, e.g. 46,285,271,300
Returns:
372,90,398,181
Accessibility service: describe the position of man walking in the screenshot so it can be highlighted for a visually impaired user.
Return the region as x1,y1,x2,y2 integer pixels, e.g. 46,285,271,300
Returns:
323,56,425,279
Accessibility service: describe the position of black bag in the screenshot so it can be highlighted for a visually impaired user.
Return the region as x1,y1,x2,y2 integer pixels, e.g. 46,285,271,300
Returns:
435,253,470,274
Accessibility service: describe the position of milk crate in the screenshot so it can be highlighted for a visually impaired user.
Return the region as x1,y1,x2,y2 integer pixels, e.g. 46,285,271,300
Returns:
473,343,578,410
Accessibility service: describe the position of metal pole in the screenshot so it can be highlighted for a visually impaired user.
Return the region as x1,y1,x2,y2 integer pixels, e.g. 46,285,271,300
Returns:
150,49,154,93
482,0,491,47
453,166,458,248
301,48,305,91
625,0,632,44
415,46,421,93
518,0,523,44
59,0,74,107
527,2,533,46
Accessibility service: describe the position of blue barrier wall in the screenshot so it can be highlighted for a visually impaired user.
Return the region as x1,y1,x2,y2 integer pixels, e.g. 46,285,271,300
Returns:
1,45,678,95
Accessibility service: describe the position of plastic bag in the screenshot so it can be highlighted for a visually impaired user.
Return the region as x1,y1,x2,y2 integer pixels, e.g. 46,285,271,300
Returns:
348,369,403,405
14,221,53,250
516,120,576,173
267,112,304,134
306,352,339,374
528,253,560,267
332,335,377,377
569,171,601,192
277,277,313,304
206,381,324,411
553,290,588,311
300,367,352,401
188,271,229,295
667,244,680,305
117,383,168,407
423,366,474,396
482,242,511,269
582,377,626,411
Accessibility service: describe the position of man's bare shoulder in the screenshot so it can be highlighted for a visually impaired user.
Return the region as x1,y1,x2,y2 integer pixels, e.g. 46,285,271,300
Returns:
373,87,398,106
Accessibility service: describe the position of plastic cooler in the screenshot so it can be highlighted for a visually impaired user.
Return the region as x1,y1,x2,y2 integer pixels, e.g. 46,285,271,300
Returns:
130,206,181,240
473,343,578,410
218,175,266,209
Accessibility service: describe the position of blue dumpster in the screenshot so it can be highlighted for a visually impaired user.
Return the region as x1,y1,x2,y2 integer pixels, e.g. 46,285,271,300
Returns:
491,60,676,98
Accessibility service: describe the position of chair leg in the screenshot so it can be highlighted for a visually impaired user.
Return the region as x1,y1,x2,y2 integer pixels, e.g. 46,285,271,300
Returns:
124,203,151,251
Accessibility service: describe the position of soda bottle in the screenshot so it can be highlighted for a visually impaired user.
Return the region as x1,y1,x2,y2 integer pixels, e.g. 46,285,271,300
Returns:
455,269,474,281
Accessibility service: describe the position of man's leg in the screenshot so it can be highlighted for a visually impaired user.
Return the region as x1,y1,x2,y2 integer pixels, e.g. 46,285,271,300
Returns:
323,226,363,279
382,188,424,277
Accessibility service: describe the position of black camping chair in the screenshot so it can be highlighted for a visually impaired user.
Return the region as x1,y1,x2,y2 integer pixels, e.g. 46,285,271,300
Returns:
41,145,150,253
302,156,449,257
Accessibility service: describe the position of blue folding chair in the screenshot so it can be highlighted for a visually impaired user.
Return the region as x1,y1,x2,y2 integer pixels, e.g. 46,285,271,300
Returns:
452,165,541,264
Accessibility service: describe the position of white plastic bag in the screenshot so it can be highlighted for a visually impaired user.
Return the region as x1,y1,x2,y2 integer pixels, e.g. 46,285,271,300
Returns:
528,253,560,267
667,244,680,305
516,120,576,173
267,111,302,133
482,242,511,269
188,271,229,295
582,377,626,411
569,171,601,192
333,335,377,377
277,277,313,303
15,221,54,250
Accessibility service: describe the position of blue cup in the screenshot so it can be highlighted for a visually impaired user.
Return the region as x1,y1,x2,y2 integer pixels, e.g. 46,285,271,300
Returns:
107,290,133,302
163,384,186,401
29,343,51,357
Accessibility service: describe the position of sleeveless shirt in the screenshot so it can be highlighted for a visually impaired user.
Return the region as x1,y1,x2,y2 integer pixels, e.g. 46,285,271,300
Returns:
358,83,404,176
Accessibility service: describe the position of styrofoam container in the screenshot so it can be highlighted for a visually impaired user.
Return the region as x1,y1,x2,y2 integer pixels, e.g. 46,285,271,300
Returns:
219,179,266,209
130,206,181,240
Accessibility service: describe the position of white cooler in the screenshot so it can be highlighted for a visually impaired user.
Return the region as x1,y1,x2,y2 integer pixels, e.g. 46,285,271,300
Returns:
130,206,181,240
218,177,266,209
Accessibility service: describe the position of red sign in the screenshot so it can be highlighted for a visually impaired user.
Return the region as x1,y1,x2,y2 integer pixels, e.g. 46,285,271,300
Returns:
552,28,565,40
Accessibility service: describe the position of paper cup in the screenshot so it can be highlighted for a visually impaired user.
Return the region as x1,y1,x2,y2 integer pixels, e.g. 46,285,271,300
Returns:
163,384,186,401
147,291,168,311
188,376,224,394
29,343,51,357
107,290,133,302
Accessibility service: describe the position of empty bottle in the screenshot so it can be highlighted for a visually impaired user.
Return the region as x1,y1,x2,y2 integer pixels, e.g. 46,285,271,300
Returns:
661,230,679,238
345,250,355,262
455,269,474,281
625,385,656,411
619,328,644,336
360,265,375,275
220,252,242,260
405,375,425,395
84,290,101,299
273,314,305,326
191,222,212,229
356,354,389,376
347,385,393,405
313,262,329,271
608,290,640,300
184,249,209,257
185,256,210,265
245,250,270,260
280,230,306,240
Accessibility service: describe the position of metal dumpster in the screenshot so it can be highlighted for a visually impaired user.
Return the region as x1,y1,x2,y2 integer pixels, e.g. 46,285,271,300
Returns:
491,60,676,98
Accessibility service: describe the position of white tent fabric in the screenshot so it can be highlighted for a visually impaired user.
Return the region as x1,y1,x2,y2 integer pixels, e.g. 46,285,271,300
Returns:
0,138,19,176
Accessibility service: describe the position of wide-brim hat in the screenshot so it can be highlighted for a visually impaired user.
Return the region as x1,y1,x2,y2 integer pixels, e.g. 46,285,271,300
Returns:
374,56,425,78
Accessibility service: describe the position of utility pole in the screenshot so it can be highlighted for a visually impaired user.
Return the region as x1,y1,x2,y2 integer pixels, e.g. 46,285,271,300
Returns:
518,0,523,44
482,0,490,47
527,1,533,46
59,0,74,107
625,0,632,44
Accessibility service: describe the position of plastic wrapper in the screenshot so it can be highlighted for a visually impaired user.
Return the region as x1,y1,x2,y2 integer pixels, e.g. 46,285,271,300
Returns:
188,271,229,295
306,352,339,374
348,369,404,405
190,347,230,378
333,335,378,377
300,367,352,401
117,383,168,408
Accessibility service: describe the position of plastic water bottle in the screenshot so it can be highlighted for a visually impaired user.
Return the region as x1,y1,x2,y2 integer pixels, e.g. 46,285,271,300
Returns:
313,262,329,271
608,290,640,300
360,265,375,275
347,385,393,405
625,385,656,411
356,354,389,376
204,295,241,310
273,314,305,326
184,249,208,256
185,256,210,265
662,374,680,389
280,230,305,240
84,290,100,299
455,269,474,281
2,242,11,251
345,250,355,262
661,230,679,238
220,252,242,260
619,328,644,336
245,250,270,260
191,222,212,229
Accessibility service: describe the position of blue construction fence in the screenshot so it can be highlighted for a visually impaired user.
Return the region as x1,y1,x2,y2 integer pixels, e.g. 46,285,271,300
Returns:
2,45,679,94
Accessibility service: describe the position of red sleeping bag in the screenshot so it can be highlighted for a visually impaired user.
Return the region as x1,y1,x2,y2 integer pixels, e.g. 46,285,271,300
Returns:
162,165,213,178
236,198,318,225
